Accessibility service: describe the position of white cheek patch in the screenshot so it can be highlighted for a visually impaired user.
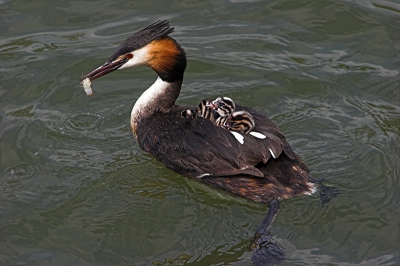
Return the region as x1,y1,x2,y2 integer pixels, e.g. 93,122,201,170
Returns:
230,131,244,144
119,46,149,69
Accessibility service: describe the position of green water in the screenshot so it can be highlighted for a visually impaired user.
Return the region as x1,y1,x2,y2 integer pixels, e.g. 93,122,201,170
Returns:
1,0,399,265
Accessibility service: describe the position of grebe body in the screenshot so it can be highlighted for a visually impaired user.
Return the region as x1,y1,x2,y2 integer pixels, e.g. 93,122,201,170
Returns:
81,20,315,204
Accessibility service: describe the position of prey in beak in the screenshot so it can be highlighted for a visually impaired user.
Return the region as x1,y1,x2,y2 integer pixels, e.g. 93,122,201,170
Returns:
79,54,133,96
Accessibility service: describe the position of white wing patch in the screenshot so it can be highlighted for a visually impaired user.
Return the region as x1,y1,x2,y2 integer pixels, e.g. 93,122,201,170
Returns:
269,148,276,159
230,131,244,144
249,131,266,139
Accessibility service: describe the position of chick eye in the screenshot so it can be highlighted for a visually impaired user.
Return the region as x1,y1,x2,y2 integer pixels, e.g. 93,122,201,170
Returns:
126,53,133,59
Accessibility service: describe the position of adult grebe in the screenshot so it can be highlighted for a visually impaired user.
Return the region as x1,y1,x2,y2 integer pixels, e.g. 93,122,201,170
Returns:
81,20,317,263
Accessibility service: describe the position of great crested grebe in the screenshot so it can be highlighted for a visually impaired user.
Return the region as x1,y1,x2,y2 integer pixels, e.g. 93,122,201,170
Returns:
81,20,318,262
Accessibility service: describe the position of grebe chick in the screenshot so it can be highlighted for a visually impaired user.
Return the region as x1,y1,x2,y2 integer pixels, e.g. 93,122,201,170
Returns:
211,96,236,128
212,97,236,117
181,99,219,123
225,110,255,134
212,97,266,139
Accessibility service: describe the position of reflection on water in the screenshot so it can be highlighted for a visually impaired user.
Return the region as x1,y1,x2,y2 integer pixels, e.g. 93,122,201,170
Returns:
0,0,399,265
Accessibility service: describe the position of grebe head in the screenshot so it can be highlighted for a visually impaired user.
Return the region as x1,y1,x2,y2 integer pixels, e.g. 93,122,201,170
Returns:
81,20,186,83
212,97,236,117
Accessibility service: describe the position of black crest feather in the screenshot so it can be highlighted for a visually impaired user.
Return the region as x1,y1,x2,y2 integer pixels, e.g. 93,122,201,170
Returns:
109,20,174,62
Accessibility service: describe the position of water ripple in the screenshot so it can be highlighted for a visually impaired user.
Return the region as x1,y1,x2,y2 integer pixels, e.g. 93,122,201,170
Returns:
0,162,40,193
44,109,129,142
344,0,400,17
345,97,400,137
208,50,398,77
182,33,289,47
47,111,102,137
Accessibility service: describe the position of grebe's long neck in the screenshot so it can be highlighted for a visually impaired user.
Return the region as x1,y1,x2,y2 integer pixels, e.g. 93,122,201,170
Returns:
131,77,181,127
130,37,186,136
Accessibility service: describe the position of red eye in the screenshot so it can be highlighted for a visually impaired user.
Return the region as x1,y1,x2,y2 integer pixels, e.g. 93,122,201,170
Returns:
126,53,133,59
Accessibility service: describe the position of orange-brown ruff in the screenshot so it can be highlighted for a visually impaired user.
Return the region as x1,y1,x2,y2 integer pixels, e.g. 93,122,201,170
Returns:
80,20,315,204
146,38,182,74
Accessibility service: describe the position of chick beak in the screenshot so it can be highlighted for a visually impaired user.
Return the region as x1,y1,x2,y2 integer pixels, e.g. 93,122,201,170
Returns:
208,101,218,110
80,56,129,82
